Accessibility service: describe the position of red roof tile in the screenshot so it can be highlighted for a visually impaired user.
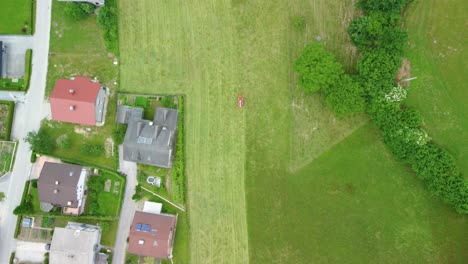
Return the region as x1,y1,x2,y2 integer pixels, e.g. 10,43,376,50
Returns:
50,76,101,125
128,211,177,259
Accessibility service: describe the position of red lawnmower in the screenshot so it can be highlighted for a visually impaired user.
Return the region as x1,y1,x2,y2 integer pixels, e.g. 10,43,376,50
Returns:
237,95,245,108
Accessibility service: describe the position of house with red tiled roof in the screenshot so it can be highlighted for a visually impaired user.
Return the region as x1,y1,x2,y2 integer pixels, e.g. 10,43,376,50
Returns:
50,76,107,126
128,204,177,259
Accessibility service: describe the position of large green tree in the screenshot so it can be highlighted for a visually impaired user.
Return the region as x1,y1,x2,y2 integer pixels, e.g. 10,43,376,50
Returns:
24,130,55,154
294,42,343,93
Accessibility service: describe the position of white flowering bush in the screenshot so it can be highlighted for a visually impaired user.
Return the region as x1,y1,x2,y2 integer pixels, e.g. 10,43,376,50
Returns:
385,85,407,102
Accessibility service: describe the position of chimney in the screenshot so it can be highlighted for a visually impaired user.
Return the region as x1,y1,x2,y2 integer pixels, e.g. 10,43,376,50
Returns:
67,201,72,206
69,89,75,94
70,105,75,111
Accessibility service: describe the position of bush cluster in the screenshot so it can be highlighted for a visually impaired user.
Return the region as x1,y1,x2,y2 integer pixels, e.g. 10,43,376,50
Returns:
86,176,105,216
13,194,33,215
64,2,95,21
112,124,127,145
24,129,56,154
294,43,365,117
171,97,186,203
97,0,119,54
81,144,104,156
351,0,467,213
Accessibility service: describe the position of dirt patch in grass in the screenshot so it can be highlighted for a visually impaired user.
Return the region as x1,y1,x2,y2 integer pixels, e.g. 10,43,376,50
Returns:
105,137,114,157
397,58,412,85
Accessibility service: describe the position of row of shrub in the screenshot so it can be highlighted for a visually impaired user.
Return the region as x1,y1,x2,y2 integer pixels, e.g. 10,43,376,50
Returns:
295,0,467,213
171,97,186,204
97,0,119,54
23,49,33,91
353,0,467,214
0,101,15,140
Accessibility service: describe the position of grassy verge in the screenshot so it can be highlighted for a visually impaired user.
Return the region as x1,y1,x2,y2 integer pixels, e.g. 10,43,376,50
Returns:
23,49,33,91
0,0,34,34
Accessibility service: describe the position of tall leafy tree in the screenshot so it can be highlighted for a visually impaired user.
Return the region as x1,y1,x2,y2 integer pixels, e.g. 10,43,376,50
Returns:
294,42,343,93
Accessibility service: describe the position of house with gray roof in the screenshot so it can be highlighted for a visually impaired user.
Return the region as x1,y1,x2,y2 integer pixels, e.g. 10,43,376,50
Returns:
123,107,178,168
50,222,105,264
116,105,143,124
37,162,89,215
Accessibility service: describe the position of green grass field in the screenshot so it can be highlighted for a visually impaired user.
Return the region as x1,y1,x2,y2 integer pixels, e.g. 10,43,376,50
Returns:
405,0,468,174
0,0,33,34
119,0,467,263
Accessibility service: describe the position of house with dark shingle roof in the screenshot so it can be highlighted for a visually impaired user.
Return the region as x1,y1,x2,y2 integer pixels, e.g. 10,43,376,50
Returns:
37,162,89,215
128,210,177,259
123,107,178,168
50,76,107,126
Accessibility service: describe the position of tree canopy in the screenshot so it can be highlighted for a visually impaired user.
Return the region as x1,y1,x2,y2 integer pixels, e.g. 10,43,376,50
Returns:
294,42,343,93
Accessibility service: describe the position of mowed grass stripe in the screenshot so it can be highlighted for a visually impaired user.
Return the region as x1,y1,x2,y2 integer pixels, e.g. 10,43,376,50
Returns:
119,0,249,263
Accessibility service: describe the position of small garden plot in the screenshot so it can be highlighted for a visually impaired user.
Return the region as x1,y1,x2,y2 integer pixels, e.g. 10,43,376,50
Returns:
0,101,14,140
0,141,16,175
0,78,25,90
85,171,124,217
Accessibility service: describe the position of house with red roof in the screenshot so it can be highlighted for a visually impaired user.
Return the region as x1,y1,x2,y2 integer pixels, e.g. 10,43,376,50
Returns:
50,76,107,126
128,203,177,259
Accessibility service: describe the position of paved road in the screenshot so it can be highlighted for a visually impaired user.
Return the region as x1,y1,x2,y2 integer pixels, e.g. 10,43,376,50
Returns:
112,146,137,264
0,0,52,262
0,35,34,77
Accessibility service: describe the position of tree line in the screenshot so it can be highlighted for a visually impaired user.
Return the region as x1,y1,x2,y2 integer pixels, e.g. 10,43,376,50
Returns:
294,0,467,213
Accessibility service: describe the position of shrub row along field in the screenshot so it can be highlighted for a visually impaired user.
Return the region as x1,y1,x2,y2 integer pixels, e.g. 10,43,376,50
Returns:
119,0,468,263
295,0,467,213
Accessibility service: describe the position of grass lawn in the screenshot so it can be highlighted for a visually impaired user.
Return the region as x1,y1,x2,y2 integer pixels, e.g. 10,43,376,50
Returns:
0,0,34,34
86,171,124,217
119,0,468,263
404,0,468,174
